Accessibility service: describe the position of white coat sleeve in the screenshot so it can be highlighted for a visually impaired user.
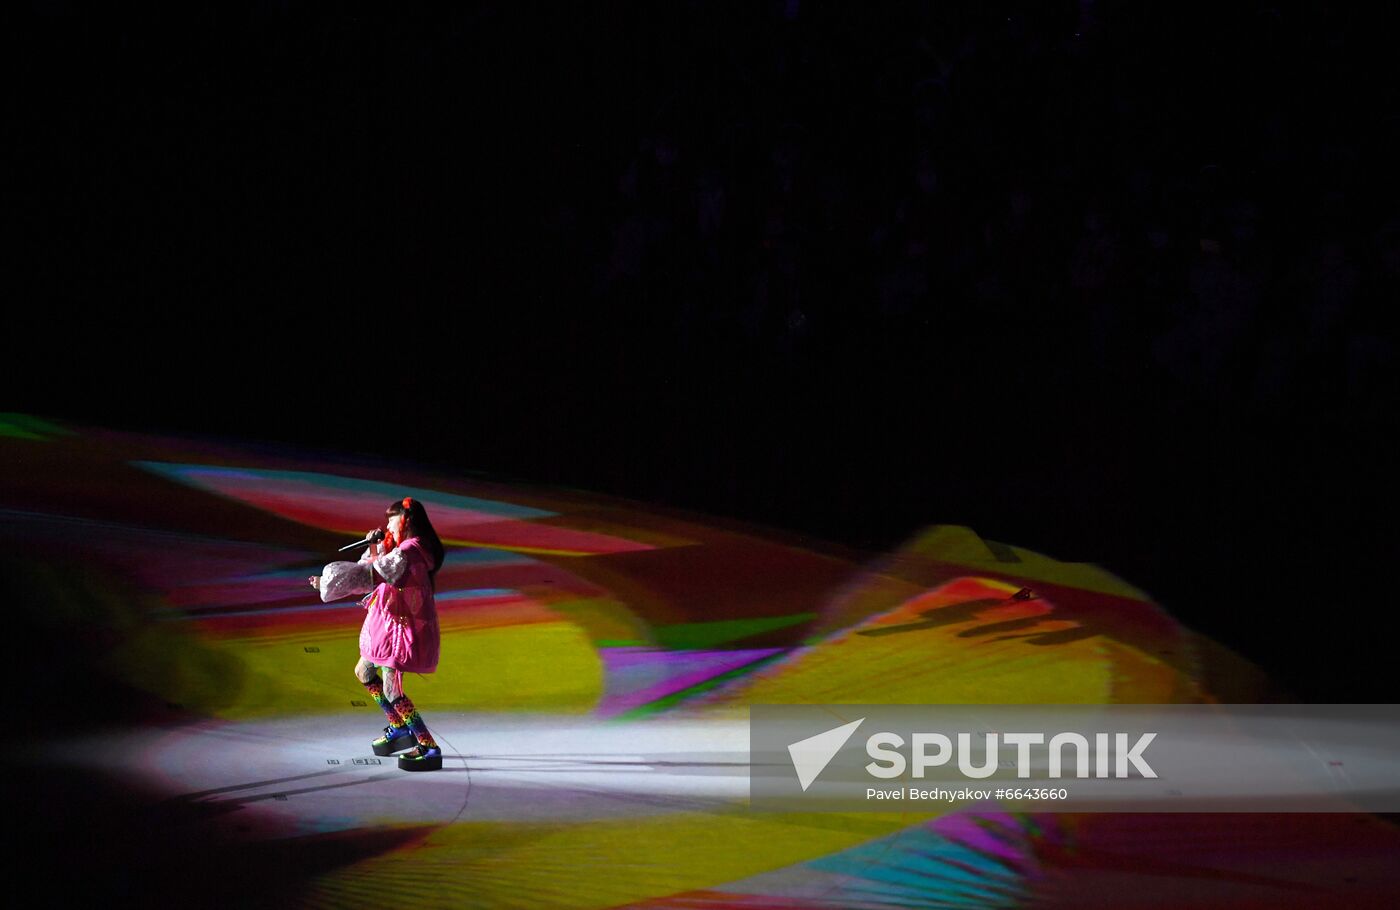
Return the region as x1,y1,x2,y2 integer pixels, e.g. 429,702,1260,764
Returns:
319,560,374,602
371,547,410,585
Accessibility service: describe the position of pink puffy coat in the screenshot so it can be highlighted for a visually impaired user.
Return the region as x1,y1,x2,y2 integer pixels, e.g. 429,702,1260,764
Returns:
319,536,440,673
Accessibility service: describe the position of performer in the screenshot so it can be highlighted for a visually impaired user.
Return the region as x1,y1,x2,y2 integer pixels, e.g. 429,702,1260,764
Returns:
309,496,446,771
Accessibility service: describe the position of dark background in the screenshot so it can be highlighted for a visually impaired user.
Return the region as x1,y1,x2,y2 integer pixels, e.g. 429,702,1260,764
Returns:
16,2,1400,701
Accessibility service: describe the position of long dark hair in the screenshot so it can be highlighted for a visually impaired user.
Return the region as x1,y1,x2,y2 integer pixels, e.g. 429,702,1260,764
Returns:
386,497,445,585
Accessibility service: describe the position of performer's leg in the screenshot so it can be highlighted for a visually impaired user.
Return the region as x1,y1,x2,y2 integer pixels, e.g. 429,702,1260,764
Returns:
389,674,441,770
381,665,402,701
358,659,416,755
355,658,406,729
390,682,439,750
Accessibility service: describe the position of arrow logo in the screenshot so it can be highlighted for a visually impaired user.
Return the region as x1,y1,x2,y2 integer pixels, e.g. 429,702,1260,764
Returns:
787,717,865,791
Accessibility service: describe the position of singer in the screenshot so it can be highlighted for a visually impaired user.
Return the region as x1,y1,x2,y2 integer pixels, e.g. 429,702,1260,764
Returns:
308,497,447,771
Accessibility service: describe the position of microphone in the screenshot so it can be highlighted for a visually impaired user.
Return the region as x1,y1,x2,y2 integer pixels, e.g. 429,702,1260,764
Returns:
338,529,386,552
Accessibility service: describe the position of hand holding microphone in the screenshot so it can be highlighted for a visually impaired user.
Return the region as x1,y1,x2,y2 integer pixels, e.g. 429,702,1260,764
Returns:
338,527,387,552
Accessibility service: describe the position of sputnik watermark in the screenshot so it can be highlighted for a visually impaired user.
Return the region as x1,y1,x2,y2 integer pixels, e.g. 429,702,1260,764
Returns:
752,704,1400,812
788,718,1154,795
865,730,1157,780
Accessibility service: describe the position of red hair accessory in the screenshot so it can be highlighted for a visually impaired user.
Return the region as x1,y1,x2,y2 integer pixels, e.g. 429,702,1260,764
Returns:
384,498,414,550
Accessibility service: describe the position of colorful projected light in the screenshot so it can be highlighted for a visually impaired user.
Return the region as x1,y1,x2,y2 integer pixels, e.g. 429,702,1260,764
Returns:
4,420,1395,908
